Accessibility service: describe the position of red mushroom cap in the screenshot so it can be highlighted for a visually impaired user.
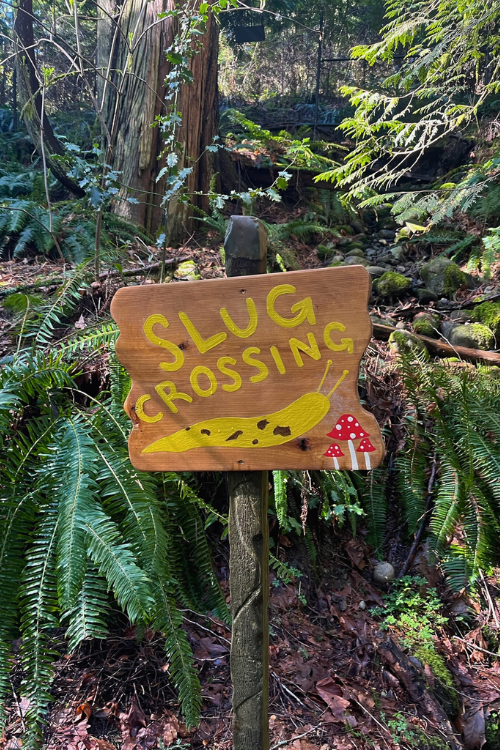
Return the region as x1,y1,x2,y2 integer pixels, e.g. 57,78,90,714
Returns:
356,438,376,453
327,414,369,441
324,443,344,458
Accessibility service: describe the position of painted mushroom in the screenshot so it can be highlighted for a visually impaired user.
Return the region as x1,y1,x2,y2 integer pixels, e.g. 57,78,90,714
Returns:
356,437,376,470
324,443,344,470
327,414,369,470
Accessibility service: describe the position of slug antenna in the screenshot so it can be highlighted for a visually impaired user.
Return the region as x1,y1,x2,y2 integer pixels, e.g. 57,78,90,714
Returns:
317,360,333,392
327,369,349,399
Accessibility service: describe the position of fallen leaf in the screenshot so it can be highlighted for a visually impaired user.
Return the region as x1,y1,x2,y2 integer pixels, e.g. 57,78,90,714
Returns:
316,677,350,721
74,314,86,329
463,706,486,749
76,702,92,719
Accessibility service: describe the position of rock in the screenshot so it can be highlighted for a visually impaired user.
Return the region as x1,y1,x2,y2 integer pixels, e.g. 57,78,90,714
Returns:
373,562,395,585
366,266,386,278
378,229,396,240
379,239,388,246
373,272,412,298
174,260,201,280
358,600,366,610
350,219,364,234
390,245,407,261
330,255,344,264
449,323,495,350
409,656,423,670
370,314,395,327
345,247,366,258
395,321,407,329
413,312,440,338
396,265,407,273
389,330,428,357
338,237,353,249
317,244,333,260
344,255,371,267
420,257,467,297
450,309,472,323
338,224,355,236
378,254,392,263
471,300,500,335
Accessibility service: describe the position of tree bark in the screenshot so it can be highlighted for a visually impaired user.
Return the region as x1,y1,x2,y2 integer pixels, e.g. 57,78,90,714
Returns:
13,0,85,196
99,0,218,238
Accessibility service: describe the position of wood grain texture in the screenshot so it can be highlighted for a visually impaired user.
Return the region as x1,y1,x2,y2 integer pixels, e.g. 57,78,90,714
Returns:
110,266,384,471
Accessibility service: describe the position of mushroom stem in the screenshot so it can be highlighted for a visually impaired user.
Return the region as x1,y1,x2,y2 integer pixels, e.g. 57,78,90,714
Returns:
365,454,371,471
348,440,358,470
333,457,339,470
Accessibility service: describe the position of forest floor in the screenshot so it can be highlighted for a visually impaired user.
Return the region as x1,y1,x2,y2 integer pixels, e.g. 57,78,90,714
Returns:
2,196,500,749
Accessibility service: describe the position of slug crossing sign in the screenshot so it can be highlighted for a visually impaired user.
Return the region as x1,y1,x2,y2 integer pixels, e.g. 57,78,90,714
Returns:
111,265,384,471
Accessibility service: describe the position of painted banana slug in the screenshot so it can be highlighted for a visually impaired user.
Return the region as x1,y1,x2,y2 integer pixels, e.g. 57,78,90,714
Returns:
142,364,348,454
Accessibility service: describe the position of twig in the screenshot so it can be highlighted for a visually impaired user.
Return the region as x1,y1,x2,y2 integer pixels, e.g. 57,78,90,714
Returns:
480,570,500,628
269,726,317,750
271,671,307,708
398,453,438,578
452,635,500,659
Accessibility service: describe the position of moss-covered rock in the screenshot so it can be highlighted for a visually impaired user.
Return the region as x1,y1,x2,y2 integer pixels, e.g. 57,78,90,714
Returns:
420,257,467,297
417,288,439,303
345,247,365,258
389,330,429,357
373,271,411,298
449,323,495,350
174,260,201,280
413,312,440,338
471,301,500,335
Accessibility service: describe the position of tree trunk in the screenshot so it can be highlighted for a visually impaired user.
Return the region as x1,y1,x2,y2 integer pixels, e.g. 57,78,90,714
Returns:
99,0,218,239
13,0,85,196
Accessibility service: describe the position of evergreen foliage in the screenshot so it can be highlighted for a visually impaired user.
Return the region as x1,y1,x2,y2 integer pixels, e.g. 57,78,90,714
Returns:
0,329,228,741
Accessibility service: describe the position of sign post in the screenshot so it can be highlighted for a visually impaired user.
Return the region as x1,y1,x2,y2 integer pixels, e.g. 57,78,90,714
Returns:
110,220,384,750
224,216,270,750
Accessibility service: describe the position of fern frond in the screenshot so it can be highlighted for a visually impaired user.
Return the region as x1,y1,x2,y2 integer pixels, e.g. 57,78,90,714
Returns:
64,566,109,650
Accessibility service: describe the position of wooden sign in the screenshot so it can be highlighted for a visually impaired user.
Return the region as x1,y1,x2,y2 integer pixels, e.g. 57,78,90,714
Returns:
111,266,384,471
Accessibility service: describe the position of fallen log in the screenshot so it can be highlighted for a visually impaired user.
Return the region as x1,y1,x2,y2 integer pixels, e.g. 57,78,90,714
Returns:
0,256,188,299
372,322,500,365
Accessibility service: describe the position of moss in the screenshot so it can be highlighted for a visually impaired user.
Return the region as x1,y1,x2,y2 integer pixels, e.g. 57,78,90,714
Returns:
414,646,460,718
373,271,411,298
471,301,500,334
444,263,467,295
317,244,332,260
413,313,440,338
389,330,429,358
485,710,500,750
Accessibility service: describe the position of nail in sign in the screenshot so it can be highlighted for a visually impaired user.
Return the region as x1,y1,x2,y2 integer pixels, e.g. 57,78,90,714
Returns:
111,266,384,471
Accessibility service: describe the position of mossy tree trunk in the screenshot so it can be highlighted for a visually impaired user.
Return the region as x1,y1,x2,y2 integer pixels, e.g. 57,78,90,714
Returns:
98,0,218,239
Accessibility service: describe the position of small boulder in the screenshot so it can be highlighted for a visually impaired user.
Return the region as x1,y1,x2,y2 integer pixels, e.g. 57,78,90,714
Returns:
471,301,500,335
450,310,472,323
449,323,494,350
345,247,366,258
420,257,467,297
373,562,395,585
378,229,396,240
389,330,428,357
390,245,407,262
345,256,370,267
330,255,344,264
417,289,438,304
373,272,411,298
174,260,200,281
350,219,365,234
413,312,440,338
366,266,386,278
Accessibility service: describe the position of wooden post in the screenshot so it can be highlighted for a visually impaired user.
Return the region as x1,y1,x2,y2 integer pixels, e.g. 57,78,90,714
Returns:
225,216,270,750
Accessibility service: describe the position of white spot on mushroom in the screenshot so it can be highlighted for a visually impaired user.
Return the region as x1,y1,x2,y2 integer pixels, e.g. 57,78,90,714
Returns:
336,425,341,430
348,416,353,422
350,432,356,439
